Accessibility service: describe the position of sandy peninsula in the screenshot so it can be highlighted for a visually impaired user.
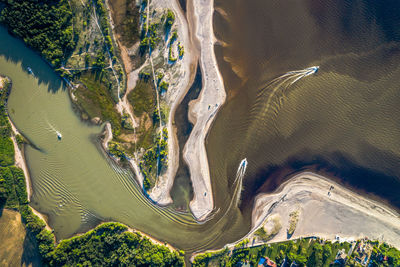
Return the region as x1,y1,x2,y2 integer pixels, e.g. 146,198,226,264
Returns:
244,172,400,249
182,0,226,221
106,0,220,218
110,0,198,205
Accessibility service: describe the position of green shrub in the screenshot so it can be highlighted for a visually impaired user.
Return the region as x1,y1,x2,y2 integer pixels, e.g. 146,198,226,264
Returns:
165,10,175,28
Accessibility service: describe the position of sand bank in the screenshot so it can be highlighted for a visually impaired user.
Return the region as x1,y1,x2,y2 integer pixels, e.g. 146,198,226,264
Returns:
183,0,226,220
9,119,32,201
247,172,400,248
191,171,400,259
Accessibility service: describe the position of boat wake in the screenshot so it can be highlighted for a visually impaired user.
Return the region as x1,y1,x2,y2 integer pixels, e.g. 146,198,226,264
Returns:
233,158,247,207
252,66,319,120
46,120,62,140
27,67,35,78
244,66,319,141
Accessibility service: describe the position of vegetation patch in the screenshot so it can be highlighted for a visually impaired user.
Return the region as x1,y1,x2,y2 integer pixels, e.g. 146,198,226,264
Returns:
193,237,400,267
254,215,282,241
49,222,184,266
0,78,14,167
127,79,155,117
74,71,122,136
287,210,300,236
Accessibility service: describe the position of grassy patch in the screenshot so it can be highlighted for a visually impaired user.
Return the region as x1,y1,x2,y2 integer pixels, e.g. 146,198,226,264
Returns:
74,71,122,135
109,0,140,47
288,210,300,236
127,79,155,117
254,215,282,241
0,209,41,267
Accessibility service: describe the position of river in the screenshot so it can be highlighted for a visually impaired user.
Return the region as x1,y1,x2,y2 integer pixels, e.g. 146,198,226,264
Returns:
1,0,400,256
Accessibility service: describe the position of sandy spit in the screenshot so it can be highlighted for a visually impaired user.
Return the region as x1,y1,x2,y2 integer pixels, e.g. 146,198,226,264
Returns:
182,0,226,220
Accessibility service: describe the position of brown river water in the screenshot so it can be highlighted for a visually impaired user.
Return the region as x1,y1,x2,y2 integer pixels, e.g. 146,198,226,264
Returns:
208,0,400,216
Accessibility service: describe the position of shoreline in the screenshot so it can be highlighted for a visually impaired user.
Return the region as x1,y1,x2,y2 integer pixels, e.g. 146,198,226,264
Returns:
1,75,53,232
190,171,400,260
183,0,226,220
246,171,400,249
1,77,32,201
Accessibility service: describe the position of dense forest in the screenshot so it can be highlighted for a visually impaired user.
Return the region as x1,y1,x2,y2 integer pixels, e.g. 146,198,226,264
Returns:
50,222,184,266
0,0,76,67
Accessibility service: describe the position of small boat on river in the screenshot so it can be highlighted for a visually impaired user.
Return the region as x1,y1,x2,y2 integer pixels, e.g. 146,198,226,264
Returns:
27,67,35,76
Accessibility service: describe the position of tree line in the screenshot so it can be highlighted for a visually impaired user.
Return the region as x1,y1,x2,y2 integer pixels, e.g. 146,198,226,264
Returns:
0,0,77,67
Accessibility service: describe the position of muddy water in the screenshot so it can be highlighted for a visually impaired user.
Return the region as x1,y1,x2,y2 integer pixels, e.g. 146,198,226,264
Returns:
208,0,400,217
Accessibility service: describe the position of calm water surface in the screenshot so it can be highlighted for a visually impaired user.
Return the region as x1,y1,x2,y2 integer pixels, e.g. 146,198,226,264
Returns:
209,0,400,215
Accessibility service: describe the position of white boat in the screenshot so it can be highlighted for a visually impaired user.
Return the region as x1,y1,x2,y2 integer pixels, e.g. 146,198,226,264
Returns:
311,66,319,73
241,158,248,168
27,67,34,76
57,131,62,140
